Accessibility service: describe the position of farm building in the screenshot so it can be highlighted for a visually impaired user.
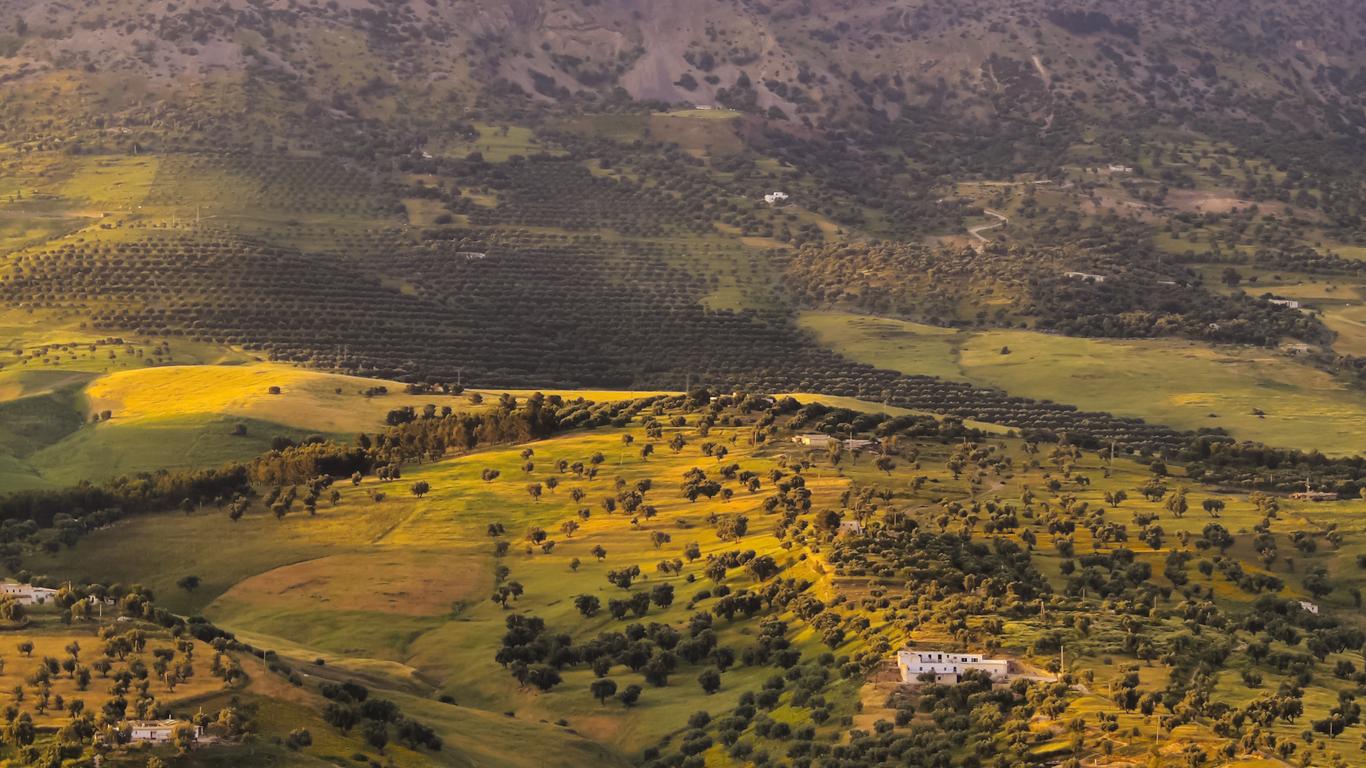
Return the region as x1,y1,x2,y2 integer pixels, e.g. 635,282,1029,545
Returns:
128,719,201,744
1289,491,1339,502
1063,271,1107,283
1267,298,1301,309
0,581,58,605
763,192,790,205
896,650,1010,684
1298,601,1320,615
792,434,834,448
837,519,864,536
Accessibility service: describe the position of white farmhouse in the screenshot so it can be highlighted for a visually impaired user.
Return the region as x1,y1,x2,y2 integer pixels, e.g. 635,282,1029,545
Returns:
763,192,790,205
1107,164,1134,173
128,719,202,744
897,649,1010,684
1297,600,1320,615
0,582,58,606
792,434,834,448
1267,298,1301,309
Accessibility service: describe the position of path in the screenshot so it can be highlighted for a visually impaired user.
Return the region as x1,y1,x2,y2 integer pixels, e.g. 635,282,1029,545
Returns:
968,208,1008,243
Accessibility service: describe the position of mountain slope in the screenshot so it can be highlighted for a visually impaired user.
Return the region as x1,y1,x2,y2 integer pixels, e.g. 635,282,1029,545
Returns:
2,0,1366,139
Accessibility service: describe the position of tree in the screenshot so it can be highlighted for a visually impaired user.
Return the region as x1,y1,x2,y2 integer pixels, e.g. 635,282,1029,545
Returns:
560,520,579,538
362,720,388,752
590,678,617,704
684,542,701,562
1304,567,1334,599
650,584,674,609
591,545,607,561
698,668,721,694
1201,523,1233,551
619,684,642,707
745,555,779,582
410,481,431,498
323,703,358,733
526,483,543,503
574,595,601,618
875,457,895,475
1165,490,1188,518
527,666,561,691
176,575,200,592
715,514,749,542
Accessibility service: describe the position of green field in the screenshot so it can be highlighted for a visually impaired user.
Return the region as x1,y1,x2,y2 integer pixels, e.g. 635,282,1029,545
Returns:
801,311,1366,455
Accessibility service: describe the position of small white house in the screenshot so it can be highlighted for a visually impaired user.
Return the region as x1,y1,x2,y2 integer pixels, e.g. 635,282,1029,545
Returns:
128,719,201,744
1268,298,1301,309
763,192,790,206
0,582,58,606
1282,342,1311,355
1107,164,1133,173
792,434,834,448
1297,600,1319,615
897,650,1010,684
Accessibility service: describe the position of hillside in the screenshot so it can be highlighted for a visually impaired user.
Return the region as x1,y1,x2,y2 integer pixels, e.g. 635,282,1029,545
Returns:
0,392,1362,767
3,0,1366,137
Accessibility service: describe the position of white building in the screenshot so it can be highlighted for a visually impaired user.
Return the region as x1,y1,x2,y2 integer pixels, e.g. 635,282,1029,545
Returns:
1063,271,1107,283
792,434,834,448
1267,298,1301,309
0,582,58,606
1297,600,1320,615
1107,164,1133,173
128,719,202,744
842,438,879,453
897,650,1010,684
763,192,790,206
837,519,864,536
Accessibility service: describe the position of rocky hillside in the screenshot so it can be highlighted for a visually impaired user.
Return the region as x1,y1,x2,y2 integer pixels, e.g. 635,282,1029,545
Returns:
2,0,1365,140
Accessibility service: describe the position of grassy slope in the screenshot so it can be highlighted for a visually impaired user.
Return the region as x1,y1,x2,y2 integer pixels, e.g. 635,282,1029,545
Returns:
800,310,1366,456
29,417,852,760
0,355,676,489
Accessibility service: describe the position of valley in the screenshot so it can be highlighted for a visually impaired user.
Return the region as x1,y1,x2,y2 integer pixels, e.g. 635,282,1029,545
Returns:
0,0,1364,766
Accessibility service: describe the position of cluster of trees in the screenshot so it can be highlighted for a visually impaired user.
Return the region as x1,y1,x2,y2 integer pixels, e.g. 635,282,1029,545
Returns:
319,680,442,753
